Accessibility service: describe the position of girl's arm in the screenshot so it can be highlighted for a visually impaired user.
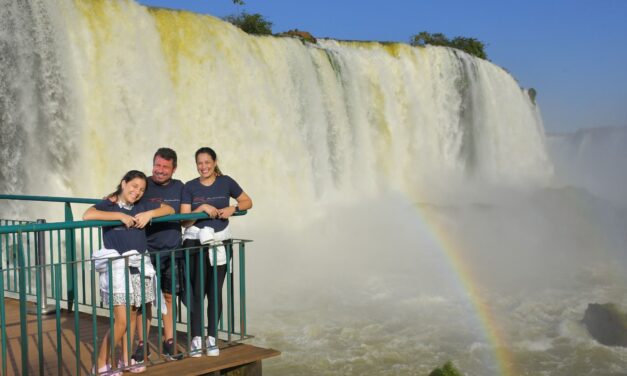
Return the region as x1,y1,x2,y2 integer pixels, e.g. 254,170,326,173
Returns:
83,206,135,228
218,192,253,219
133,203,175,228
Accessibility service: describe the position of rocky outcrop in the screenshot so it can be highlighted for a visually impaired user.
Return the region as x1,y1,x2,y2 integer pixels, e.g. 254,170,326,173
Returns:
527,88,537,105
277,29,317,44
582,303,627,346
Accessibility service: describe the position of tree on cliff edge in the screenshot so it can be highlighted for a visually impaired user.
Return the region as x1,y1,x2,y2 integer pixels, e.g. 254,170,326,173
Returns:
224,12,273,35
411,31,488,59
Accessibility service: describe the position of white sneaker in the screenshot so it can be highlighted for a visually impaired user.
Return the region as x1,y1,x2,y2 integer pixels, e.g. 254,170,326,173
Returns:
190,336,202,358
206,336,219,356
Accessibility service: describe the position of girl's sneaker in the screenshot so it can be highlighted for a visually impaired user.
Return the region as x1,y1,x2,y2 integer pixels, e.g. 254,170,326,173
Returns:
92,363,122,376
129,359,146,373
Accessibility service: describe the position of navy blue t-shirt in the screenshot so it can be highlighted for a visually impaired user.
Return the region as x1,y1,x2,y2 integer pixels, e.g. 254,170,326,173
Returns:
143,178,183,251
94,199,160,255
181,175,243,232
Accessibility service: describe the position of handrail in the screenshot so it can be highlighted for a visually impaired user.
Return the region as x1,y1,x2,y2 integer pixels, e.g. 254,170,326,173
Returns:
0,211,247,234
0,194,247,234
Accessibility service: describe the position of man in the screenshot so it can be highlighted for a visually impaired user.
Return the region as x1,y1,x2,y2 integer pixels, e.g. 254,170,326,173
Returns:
133,148,184,363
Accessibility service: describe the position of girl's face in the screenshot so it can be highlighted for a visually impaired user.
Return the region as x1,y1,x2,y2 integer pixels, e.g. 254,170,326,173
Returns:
120,177,146,204
196,152,216,179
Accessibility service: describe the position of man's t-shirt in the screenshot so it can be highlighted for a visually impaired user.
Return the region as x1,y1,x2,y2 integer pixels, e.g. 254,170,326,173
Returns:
181,175,243,232
143,178,183,251
94,199,160,255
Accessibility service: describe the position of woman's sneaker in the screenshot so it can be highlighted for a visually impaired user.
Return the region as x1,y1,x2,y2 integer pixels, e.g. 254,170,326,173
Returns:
206,336,219,357
189,336,203,358
162,338,183,361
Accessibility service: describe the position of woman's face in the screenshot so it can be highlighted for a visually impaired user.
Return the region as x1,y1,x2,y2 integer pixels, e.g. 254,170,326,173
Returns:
120,177,146,204
196,152,216,179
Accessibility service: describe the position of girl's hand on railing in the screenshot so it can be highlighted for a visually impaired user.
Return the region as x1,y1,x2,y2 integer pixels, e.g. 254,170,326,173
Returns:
133,211,154,228
118,213,136,228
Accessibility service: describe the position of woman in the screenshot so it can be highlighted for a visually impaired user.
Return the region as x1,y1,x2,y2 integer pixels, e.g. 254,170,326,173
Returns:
180,147,252,357
84,170,174,374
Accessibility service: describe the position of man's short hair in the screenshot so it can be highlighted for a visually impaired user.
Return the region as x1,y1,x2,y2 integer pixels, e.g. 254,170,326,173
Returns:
154,147,177,168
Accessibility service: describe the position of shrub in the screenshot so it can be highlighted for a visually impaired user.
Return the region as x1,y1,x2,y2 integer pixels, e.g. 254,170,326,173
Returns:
224,12,273,35
410,31,487,59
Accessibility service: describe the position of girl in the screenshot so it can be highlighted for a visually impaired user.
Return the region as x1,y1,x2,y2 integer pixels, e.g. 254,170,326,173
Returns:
85,170,174,374
180,147,252,357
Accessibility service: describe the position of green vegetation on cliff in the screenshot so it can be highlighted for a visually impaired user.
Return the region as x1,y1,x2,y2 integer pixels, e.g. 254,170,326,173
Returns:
224,11,273,35
411,31,488,59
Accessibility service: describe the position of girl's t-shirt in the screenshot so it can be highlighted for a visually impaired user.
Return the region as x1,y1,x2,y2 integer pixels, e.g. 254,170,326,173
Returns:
94,199,160,255
181,175,243,232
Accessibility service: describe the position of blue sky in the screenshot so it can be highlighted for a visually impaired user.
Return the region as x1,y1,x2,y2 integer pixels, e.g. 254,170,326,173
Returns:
137,0,627,133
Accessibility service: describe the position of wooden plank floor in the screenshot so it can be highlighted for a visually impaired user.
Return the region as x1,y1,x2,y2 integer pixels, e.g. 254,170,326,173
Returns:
0,298,279,375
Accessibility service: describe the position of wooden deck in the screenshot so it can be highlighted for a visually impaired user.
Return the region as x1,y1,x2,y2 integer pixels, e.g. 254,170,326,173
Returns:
0,298,279,375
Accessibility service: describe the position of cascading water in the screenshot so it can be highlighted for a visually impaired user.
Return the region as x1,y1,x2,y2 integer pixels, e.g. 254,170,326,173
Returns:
0,0,74,201
2,1,625,375
1,0,551,205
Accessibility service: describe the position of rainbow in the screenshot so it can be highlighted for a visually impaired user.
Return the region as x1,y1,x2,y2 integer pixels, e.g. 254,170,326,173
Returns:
418,204,516,376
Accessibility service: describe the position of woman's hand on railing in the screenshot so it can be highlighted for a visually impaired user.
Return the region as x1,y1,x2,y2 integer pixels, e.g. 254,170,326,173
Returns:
218,206,236,219
201,204,219,219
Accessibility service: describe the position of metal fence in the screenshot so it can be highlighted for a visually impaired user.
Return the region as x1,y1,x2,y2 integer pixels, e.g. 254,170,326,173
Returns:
0,195,251,375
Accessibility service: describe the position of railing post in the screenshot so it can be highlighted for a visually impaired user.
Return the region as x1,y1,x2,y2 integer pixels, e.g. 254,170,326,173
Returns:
28,219,55,315
17,232,29,374
239,242,247,338
65,202,77,311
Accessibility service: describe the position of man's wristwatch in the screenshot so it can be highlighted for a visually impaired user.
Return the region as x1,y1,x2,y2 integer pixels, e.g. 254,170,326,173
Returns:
234,205,240,212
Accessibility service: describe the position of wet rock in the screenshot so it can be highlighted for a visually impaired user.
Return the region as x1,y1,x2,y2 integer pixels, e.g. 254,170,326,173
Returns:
582,303,627,346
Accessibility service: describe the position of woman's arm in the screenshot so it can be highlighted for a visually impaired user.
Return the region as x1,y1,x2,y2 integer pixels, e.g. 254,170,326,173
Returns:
218,192,252,219
83,206,135,228
180,203,194,228
180,203,220,228
133,203,175,229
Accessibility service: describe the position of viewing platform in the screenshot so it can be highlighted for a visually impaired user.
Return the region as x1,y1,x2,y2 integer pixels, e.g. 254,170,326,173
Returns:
0,194,280,375
1,299,279,375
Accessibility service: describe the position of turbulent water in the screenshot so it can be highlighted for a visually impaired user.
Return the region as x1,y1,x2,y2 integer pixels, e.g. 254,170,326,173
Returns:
1,0,626,375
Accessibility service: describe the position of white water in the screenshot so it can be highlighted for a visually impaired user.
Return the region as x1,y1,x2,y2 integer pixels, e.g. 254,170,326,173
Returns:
2,1,626,375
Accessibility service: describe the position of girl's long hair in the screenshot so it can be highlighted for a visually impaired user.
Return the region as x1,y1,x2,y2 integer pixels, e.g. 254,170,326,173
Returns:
107,170,147,200
195,147,223,176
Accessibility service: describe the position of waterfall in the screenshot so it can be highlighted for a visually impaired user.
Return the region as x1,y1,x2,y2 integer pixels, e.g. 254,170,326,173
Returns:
6,3,627,375
1,0,552,213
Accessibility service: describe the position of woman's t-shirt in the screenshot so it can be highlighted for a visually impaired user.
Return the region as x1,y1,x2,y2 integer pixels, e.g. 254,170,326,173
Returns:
94,199,160,255
181,175,243,232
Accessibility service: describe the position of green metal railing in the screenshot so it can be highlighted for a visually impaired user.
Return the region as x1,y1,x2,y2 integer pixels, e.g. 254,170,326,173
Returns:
0,194,251,375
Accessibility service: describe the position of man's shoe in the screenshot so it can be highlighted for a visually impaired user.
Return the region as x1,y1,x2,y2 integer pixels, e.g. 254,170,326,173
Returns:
131,341,151,363
162,338,183,361
189,336,202,358
206,336,219,357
